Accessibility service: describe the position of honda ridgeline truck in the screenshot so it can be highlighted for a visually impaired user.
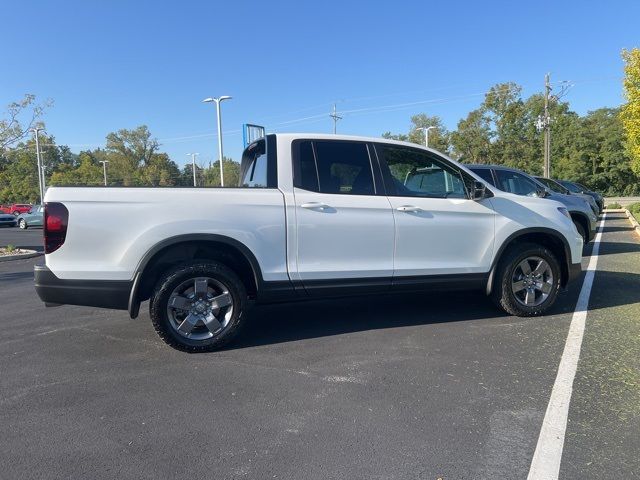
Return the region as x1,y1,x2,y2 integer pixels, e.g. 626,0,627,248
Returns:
35,134,584,351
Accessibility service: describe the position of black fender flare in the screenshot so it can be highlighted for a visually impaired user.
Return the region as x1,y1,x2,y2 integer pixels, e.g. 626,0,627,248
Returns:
486,227,573,295
128,233,265,318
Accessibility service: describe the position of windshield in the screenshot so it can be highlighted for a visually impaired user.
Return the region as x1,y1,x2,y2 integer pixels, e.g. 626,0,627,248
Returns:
536,177,569,194
558,180,582,193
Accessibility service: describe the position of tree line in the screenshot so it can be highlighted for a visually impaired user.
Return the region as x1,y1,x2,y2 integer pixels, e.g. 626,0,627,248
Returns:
0,122,242,203
384,82,638,196
1,48,639,203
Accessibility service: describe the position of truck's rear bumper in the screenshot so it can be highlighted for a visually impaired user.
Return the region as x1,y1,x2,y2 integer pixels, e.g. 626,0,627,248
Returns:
34,264,131,310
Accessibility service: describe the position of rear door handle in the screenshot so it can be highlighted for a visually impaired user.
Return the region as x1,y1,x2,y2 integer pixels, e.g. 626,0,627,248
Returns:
396,205,422,212
301,202,330,210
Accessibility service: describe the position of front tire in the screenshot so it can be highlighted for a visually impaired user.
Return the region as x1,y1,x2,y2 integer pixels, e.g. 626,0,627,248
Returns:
491,243,561,317
149,261,248,352
19,219,27,229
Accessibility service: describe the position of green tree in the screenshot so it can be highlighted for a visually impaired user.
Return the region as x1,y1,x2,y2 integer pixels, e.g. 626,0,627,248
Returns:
574,108,637,195
49,151,104,186
382,114,450,153
621,48,640,174
203,158,241,187
450,109,492,163
141,153,181,187
105,125,159,185
480,82,534,171
0,143,41,202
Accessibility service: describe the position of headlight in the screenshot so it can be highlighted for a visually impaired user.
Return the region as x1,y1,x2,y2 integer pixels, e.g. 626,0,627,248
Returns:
558,207,571,219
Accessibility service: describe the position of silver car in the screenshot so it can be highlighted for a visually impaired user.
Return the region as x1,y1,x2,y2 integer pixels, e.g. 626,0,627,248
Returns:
535,177,599,216
466,164,597,243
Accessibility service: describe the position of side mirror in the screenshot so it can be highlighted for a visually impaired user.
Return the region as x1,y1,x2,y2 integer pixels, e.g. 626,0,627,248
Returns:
472,181,488,200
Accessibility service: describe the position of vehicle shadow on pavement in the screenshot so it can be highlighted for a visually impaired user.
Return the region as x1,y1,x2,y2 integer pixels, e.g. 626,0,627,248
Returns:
595,241,640,256
230,291,516,350
588,270,640,309
601,225,636,234
229,266,639,350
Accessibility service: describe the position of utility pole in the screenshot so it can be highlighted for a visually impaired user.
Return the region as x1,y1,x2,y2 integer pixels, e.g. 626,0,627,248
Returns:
99,160,109,186
330,103,342,134
31,128,45,203
187,153,199,187
543,73,552,177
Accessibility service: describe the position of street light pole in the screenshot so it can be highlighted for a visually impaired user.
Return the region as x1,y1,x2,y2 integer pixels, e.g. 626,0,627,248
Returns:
99,160,109,186
415,126,436,147
31,128,45,202
187,153,199,187
202,96,232,187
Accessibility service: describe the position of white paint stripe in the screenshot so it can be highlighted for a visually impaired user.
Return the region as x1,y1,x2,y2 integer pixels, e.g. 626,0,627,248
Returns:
527,213,607,480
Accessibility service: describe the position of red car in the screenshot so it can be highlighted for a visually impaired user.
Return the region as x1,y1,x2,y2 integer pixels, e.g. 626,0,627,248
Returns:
0,203,33,216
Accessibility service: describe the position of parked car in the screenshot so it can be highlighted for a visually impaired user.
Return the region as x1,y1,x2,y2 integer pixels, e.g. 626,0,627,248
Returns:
535,176,599,216
17,205,44,229
0,213,18,228
465,164,597,243
35,134,584,352
556,180,604,213
0,203,33,216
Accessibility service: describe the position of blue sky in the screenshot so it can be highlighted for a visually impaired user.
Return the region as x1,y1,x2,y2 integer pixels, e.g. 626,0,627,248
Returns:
3,0,638,167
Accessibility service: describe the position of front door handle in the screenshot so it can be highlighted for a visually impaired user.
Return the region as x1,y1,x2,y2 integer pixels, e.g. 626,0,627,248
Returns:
301,202,330,210
396,205,422,212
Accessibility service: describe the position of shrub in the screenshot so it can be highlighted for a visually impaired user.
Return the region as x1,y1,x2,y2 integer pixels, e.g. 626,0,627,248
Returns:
606,202,622,209
628,202,640,221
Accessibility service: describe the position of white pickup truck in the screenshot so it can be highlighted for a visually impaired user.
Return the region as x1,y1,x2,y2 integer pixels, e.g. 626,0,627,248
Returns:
35,134,584,351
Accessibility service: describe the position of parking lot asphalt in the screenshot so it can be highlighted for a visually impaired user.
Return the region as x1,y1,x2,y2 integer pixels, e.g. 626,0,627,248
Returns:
0,215,638,480
0,225,43,252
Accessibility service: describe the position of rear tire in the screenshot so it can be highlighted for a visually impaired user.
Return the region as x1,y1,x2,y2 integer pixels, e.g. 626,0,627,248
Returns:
491,243,561,317
149,261,248,352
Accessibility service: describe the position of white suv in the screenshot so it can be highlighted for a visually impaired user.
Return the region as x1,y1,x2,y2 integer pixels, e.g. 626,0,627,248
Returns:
35,134,583,351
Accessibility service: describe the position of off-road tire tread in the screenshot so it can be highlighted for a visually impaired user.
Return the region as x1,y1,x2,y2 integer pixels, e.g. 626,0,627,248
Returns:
150,261,247,352
491,242,561,317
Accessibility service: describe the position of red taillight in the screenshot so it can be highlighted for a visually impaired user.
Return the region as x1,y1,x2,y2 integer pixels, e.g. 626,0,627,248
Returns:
44,202,68,254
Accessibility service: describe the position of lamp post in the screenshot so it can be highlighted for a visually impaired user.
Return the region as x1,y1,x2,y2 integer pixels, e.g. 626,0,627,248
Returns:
99,160,109,186
187,153,199,187
415,126,437,148
30,128,45,202
202,96,232,186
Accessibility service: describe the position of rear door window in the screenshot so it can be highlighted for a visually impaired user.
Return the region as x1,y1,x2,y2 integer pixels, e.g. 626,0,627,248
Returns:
293,140,376,195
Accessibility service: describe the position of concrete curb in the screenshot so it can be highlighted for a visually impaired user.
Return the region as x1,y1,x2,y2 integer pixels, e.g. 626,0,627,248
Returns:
623,208,640,239
0,249,42,263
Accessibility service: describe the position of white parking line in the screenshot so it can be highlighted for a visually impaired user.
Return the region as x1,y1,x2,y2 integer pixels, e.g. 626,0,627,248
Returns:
527,213,607,480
